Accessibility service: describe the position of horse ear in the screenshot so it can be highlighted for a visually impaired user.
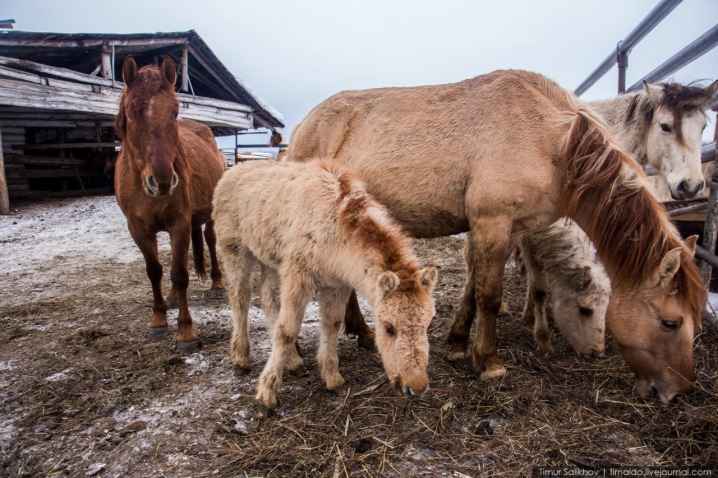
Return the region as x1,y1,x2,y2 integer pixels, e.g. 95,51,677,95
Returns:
419,267,438,293
684,235,698,258
577,265,592,289
377,271,400,297
655,247,682,287
705,80,718,100
161,56,177,87
122,55,138,87
642,81,663,105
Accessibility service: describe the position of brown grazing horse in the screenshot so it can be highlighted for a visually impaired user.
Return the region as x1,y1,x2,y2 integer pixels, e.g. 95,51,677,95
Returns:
288,69,705,403
115,55,227,352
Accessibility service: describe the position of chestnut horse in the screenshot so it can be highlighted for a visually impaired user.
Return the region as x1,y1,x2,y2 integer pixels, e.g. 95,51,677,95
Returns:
212,159,437,415
288,69,705,403
115,56,226,352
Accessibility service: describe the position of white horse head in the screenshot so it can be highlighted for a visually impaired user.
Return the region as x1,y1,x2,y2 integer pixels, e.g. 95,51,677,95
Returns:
642,81,718,200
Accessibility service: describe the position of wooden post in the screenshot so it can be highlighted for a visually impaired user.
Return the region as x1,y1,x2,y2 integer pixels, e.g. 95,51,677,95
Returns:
181,46,189,92
101,44,112,80
699,121,718,330
0,125,9,214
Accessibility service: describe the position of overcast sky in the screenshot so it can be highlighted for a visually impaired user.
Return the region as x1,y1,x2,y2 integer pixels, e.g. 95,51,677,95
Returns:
3,0,717,147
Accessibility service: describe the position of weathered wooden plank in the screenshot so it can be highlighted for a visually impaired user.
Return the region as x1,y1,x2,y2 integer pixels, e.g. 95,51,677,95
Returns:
0,37,189,49
5,168,104,179
0,55,120,88
0,119,115,128
0,77,122,105
18,142,119,150
0,125,9,214
177,93,252,113
7,154,90,166
0,65,42,84
46,77,95,93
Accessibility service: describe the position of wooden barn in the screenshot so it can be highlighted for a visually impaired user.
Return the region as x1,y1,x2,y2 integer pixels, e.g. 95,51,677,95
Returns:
0,30,284,213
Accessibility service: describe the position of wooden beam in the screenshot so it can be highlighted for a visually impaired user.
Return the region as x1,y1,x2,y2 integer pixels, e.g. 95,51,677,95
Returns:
7,154,90,166
0,55,120,88
5,168,103,179
101,44,112,80
18,142,119,150
0,125,9,214
181,46,189,93
0,119,115,128
0,37,189,49
0,65,42,84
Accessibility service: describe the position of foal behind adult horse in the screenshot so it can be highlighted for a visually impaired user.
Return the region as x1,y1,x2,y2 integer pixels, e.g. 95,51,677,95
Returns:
115,56,226,352
289,70,706,403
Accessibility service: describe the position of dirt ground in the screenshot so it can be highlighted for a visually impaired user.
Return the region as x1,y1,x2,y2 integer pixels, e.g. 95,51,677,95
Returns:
1,195,717,477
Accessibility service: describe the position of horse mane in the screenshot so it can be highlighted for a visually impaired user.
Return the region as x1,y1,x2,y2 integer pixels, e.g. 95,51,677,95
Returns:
557,107,705,325
325,161,422,295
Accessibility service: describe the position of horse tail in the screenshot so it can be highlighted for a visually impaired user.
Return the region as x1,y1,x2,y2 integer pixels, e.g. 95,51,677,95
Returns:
191,226,208,280
556,106,672,289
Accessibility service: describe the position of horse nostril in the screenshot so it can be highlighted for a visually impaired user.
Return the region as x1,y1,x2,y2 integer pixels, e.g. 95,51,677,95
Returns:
171,173,179,189
146,175,158,192
404,385,415,399
647,386,658,400
677,181,688,193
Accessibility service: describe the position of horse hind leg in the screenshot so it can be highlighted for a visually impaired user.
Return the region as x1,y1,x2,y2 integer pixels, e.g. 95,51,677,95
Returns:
520,237,553,353
446,235,477,362
256,269,314,416
343,291,376,351
259,264,306,376
221,242,254,374
204,220,227,299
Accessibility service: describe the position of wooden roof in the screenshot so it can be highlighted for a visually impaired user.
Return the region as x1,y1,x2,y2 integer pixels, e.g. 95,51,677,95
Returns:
0,30,284,135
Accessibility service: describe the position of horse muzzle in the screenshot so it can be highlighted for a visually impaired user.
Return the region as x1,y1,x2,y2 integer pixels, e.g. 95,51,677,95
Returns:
144,172,179,197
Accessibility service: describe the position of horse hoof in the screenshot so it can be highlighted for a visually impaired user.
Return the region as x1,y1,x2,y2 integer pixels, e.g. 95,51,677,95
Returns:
498,302,509,315
234,365,251,377
257,404,275,419
480,365,507,380
148,326,169,340
287,365,308,377
206,288,227,300
357,336,377,352
166,297,178,310
176,340,201,354
328,384,348,396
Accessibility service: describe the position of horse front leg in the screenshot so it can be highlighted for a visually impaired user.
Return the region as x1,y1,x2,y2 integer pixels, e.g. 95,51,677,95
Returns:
520,236,553,353
256,269,314,417
343,291,376,351
128,225,168,338
469,219,512,379
203,220,227,298
446,236,477,361
169,226,199,353
318,285,352,392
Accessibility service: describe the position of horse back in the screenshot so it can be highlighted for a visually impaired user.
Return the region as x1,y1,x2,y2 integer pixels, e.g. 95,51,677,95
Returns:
289,70,575,237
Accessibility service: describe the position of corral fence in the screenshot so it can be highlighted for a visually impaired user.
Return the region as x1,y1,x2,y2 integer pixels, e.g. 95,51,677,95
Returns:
575,0,718,327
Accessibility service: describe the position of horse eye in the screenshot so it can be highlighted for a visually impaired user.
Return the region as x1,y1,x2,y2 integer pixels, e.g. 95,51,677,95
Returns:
703,124,708,131
578,306,592,317
386,325,395,336
660,319,679,330
173,111,179,119
660,123,672,133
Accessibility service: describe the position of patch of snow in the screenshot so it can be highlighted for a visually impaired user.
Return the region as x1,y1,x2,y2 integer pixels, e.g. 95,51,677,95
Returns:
46,368,74,382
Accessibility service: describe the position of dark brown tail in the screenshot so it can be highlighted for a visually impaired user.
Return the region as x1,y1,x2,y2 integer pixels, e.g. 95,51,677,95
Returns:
191,227,208,280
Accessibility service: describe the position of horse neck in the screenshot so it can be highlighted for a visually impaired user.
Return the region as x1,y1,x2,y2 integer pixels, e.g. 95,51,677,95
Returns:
589,93,648,164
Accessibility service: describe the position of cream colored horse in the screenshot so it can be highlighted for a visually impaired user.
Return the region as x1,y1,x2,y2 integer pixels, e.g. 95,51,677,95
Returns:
289,70,705,403
455,80,717,362
518,219,610,358
212,159,437,415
